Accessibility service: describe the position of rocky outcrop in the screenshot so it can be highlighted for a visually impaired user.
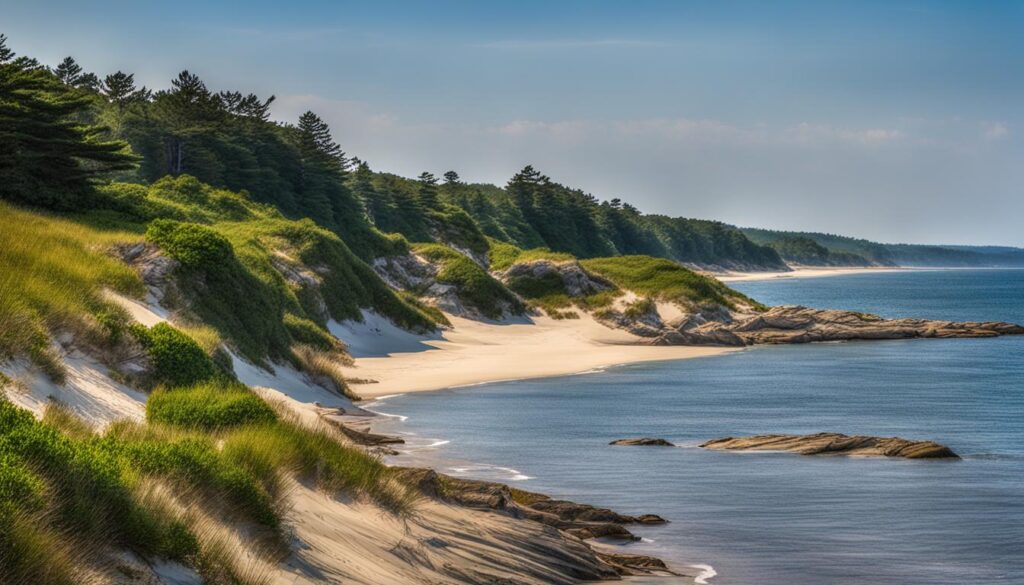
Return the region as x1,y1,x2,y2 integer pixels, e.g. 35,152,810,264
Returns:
499,259,613,298
395,468,675,577
651,305,1024,346
397,468,667,541
701,433,959,459
115,242,180,304
610,438,675,447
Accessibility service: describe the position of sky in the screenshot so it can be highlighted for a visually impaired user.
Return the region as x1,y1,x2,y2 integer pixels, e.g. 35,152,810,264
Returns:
3,0,1022,245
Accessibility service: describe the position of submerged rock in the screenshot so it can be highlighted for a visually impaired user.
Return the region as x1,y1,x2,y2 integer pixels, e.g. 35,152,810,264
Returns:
609,437,675,447
700,432,959,459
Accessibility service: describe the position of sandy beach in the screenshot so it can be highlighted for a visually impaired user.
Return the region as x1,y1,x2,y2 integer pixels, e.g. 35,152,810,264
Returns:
715,266,907,283
333,310,736,398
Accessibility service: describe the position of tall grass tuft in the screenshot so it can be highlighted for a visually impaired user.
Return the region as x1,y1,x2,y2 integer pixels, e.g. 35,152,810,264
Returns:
0,202,143,376
222,410,420,517
290,344,359,400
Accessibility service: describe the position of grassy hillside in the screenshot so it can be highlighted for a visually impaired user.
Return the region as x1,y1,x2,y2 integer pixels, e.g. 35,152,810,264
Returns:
0,383,416,584
0,202,143,379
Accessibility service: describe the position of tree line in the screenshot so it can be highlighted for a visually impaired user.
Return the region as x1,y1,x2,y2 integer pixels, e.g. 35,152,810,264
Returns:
0,34,784,269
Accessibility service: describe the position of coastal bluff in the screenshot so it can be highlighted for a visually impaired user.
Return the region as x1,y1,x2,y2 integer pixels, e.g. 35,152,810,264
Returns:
700,433,959,459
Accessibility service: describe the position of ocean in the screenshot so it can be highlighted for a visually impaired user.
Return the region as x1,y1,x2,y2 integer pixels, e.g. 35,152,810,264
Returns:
370,269,1024,584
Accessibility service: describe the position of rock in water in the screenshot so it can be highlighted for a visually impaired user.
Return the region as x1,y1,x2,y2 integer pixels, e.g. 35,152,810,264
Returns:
700,432,959,459
609,437,676,446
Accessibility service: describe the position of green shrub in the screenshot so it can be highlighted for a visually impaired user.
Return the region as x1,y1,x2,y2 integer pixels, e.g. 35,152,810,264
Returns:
0,400,197,561
487,239,523,271
131,323,219,387
147,383,277,430
0,457,45,513
146,219,233,269
100,424,279,530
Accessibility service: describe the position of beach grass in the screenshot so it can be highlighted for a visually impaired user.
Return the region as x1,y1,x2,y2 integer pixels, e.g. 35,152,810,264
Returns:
581,255,765,310
0,201,143,377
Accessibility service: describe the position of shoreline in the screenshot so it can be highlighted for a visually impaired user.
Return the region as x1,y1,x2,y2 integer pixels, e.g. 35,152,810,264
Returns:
714,266,909,282
335,311,738,399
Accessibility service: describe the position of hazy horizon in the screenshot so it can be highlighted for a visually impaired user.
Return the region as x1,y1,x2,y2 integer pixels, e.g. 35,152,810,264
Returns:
4,0,1022,246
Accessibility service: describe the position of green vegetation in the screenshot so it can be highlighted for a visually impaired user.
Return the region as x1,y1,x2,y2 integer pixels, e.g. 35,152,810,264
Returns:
0,41,136,210
107,176,439,364
0,399,203,583
765,236,871,267
581,255,764,310
131,323,220,387
742,227,1024,268
0,202,142,378
414,244,524,319
147,383,277,430
0,377,418,582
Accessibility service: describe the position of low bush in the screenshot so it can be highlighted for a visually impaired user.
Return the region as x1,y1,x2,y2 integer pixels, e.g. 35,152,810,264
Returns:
147,383,278,430
131,323,219,387
146,219,234,269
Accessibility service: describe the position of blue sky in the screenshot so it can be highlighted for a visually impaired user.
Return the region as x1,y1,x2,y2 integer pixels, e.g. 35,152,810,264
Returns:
4,0,1022,245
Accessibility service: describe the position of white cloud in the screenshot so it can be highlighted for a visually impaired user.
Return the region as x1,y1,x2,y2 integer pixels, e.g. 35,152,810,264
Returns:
983,122,1009,140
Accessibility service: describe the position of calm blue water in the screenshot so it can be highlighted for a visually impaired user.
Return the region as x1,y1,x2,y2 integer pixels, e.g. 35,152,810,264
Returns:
372,269,1024,585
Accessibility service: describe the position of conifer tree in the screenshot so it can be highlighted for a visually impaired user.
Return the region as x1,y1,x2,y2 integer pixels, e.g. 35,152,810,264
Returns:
417,171,440,209
0,54,137,208
102,71,140,105
53,56,81,85
0,34,13,64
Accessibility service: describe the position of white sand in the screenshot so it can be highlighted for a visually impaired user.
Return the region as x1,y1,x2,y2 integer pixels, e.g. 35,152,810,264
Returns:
0,351,146,427
716,266,907,282
103,289,170,326
336,310,735,398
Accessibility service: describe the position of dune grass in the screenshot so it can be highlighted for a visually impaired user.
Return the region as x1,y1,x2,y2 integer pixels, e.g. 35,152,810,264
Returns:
487,240,576,272
0,202,143,378
581,255,765,310
289,344,360,400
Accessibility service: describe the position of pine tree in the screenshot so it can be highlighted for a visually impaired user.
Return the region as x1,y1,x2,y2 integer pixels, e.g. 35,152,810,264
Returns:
0,59,137,208
53,56,82,85
102,71,139,104
351,160,389,224
298,110,347,172
417,171,439,209
0,34,14,64
443,170,460,184
75,72,100,91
